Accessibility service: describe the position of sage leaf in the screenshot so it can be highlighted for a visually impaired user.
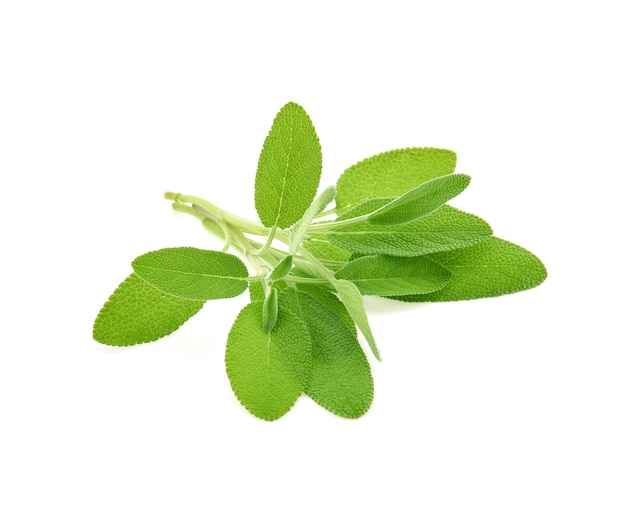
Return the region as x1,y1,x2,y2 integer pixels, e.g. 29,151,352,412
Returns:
325,205,493,257
368,174,471,225
131,247,249,301
280,289,373,419
225,302,312,421
288,186,336,254
295,284,356,335
393,237,547,302
335,147,457,208
302,237,352,265
333,279,381,360
262,287,279,333
93,274,204,346
255,102,322,229
335,255,451,296
270,255,293,281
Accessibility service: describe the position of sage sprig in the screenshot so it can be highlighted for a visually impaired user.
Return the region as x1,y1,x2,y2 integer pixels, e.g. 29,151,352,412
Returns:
93,102,547,421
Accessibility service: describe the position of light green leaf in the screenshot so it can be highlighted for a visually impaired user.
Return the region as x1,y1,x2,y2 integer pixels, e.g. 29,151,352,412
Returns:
325,205,493,257
335,147,456,208
295,284,356,335
393,237,547,302
93,274,204,346
262,287,279,333
302,237,352,265
339,197,392,219
249,280,287,302
335,255,451,296
225,302,312,421
280,289,373,418
248,281,265,302
270,255,293,281
288,186,336,254
368,174,471,225
333,279,381,360
255,102,322,229
131,247,249,301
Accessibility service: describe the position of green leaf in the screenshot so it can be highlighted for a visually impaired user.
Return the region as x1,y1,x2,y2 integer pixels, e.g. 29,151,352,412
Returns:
335,147,456,208
255,102,322,229
225,302,312,421
368,174,471,225
262,287,279,333
248,281,265,302
280,289,373,418
335,255,451,296
295,284,356,336
93,274,204,346
270,255,293,281
249,280,287,302
339,197,392,219
325,205,493,257
302,237,352,265
333,279,381,360
288,186,336,254
131,247,249,301
393,237,547,302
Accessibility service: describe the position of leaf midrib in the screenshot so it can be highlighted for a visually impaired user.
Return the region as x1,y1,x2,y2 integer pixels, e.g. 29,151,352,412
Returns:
134,265,247,281
275,106,294,227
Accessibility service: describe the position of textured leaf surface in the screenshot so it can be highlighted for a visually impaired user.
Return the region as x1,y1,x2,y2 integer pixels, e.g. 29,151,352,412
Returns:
333,279,380,360
368,174,471,225
394,237,547,302
326,205,493,257
93,274,204,346
280,290,373,418
295,284,356,335
262,287,279,333
335,147,456,208
289,186,336,254
270,255,293,281
132,247,249,300
225,302,312,421
335,255,451,296
255,102,322,229
302,237,352,264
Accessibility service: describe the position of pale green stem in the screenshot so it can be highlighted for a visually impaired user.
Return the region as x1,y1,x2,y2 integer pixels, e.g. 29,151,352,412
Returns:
165,192,270,236
283,275,331,285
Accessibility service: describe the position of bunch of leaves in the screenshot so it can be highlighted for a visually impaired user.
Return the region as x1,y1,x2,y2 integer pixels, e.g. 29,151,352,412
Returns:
93,102,547,421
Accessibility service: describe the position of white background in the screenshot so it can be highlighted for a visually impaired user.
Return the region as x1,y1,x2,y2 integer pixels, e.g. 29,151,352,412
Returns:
1,1,624,506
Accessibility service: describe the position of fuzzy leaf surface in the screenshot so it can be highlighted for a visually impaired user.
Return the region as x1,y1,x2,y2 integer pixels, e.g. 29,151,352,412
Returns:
131,247,248,300
225,302,312,421
270,255,293,281
325,205,493,257
333,279,380,360
262,287,279,333
335,147,457,208
394,237,547,302
368,174,471,225
93,274,204,346
302,237,352,265
280,289,373,418
335,255,451,296
289,186,336,254
295,284,356,335
255,102,322,229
